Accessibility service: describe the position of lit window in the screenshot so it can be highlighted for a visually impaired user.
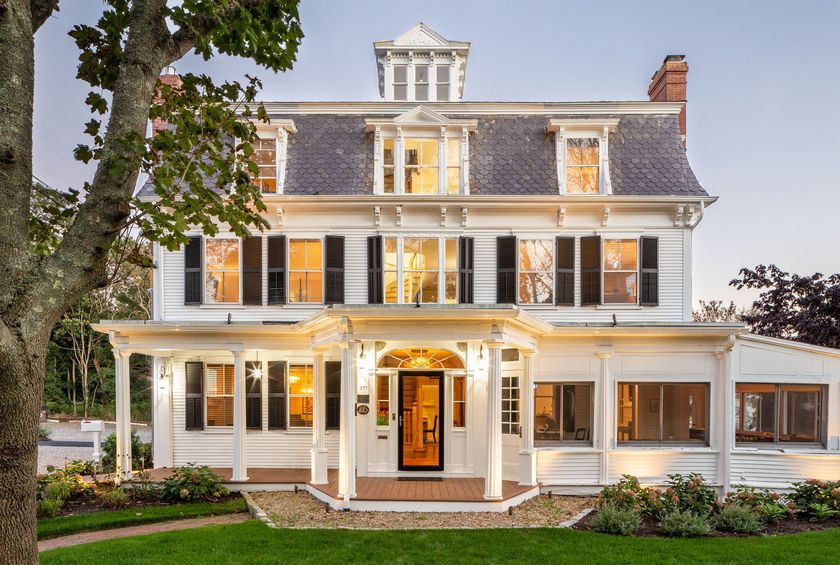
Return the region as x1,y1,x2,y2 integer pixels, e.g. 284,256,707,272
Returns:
566,138,599,193
393,65,407,100
617,383,708,444
502,374,519,435
444,239,457,304
518,239,553,304
603,239,638,304
535,383,592,444
383,139,395,193
206,364,234,427
453,376,466,428
251,137,277,193
735,383,825,445
414,65,429,101
436,66,450,101
205,239,240,304
404,139,438,194
288,364,314,428
403,238,438,303
288,239,323,303
383,237,457,304
376,375,389,427
446,138,460,194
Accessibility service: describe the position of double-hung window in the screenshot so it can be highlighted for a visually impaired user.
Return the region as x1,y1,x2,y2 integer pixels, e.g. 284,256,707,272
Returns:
565,138,600,193
383,237,458,304
393,65,407,100
534,383,593,445
603,239,638,304
735,383,826,446
206,364,234,427
414,65,429,101
288,239,323,303
446,138,460,194
617,383,709,444
437,66,451,101
404,139,438,194
518,239,554,304
288,364,314,428
251,136,278,193
383,139,395,193
205,239,240,304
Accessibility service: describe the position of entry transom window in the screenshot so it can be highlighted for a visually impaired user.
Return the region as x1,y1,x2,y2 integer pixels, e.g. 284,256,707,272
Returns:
404,139,438,194
603,239,638,304
535,383,593,444
565,138,600,193
206,364,234,427
617,382,708,444
383,237,457,304
205,239,240,304
377,348,465,369
289,239,323,303
251,137,277,193
288,364,314,428
519,239,554,304
735,383,825,445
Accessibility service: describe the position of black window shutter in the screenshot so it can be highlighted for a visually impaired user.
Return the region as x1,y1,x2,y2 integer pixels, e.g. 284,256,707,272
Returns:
325,236,345,305
496,236,517,304
243,237,263,306
325,361,341,430
367,236,383,304
580,235,602,306
267,361,286,430
267,235,286,305
555,237,575,306
458,237,474,304
640,236,659,306
245,361,262,429
184,237,202,305
185,362,204,430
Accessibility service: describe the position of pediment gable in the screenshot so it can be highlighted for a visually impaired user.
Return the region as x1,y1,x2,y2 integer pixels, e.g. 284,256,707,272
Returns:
393,106,450,126
393,23,450,47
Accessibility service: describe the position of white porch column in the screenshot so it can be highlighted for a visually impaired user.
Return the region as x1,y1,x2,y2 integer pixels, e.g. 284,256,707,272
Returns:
518,350,537,486
597,351,613,485
717,338,735,493
338,341,358,505
114,351,132,482
231,350,248,482
484,343,504,500
151,356,174,468
311,350,329,484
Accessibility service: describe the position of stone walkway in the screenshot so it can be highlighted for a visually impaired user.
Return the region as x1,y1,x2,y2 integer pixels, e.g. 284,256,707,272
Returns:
38,513,251,552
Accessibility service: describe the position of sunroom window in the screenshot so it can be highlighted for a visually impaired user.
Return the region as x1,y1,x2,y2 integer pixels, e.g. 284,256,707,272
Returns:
205,239,240,304
617,383,709,444
565,138,600,193
383,237,457,304
535,383,593,444
518,239,554,304
603,239,638,304
735,383,825,445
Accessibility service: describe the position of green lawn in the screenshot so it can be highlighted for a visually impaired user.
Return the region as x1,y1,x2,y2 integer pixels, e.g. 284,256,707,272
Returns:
41,520,840,564
38,498,247,540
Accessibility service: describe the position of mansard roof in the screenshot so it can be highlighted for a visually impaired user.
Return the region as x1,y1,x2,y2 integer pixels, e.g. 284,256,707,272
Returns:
137,106,706,199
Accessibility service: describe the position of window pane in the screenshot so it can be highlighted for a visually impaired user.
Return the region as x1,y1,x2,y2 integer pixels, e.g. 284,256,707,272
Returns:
384,238,398,270
206,397,233,427
445,239,457,270
415,65,428,83
205,272,222,303
604,239,638,271
519,273,553,304
393,65,407,83
384,271,398,304
421,239,438,269
306,240,323,270
567,138,599,165
780,385,821,443
447,139,460,164
403,238,420,266
662,384,707,443
420,140,438,166
376,375,389,426
735,383,775,442
617,383,661,441
420,168,438,193
520,240,553,272
453,375,466,428
415,84,428,101
384,167,394,193
405,141,420,165
566,168,582,193
437,83,450,101
535,384,592,443
603,272,637,304
288,397,313,427
421,271,438,303
289,240,307,270
403,271,421,303
405,169,420,193
437,65,450,83
394,84,407,100
383,139,394,166
221,272,240,303
288,365,313,395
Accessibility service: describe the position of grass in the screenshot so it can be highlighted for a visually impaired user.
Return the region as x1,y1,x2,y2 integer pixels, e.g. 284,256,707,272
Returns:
40,520,840,564
37,497,247,540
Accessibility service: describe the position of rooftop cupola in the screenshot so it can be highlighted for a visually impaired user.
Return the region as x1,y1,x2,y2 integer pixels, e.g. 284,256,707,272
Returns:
374,23,470,102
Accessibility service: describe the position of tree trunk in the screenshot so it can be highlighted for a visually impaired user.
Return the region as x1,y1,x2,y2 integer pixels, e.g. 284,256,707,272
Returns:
0,331,48,564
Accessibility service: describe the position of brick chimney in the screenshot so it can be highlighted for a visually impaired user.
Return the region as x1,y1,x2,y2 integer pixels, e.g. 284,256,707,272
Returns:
648,55,688,143
151,66,183,137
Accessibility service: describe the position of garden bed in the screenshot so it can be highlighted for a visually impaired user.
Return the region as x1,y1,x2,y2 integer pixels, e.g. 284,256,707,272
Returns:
52,484,242,517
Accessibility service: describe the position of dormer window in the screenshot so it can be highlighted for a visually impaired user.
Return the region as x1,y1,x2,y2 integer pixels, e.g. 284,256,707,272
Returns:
547,118,619,195
249,121,295,194
405,139,438,193
565,138,600,194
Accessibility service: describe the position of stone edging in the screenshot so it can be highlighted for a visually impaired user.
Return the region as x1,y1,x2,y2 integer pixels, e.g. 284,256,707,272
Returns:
558,507,595,528
242,492,277,529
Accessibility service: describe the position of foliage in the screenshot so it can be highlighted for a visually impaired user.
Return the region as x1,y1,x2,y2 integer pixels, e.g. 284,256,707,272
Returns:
657,474,719,517
658,510,712,537
730,265,840,348
101,431,152,473
757,502,790,524
807,503,839,523
37,498,64,519
39,426,51,440
692,300,748,323
160,464,228,502
37,468,92,500
596,475,660,515
102,488,130,509
789,479,840,515
42,482,72,503
593,505,642,536
725,486,790,523
714,504,762,534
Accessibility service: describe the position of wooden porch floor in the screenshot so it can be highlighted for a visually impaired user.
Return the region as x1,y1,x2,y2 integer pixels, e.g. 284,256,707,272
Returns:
141,467,310,484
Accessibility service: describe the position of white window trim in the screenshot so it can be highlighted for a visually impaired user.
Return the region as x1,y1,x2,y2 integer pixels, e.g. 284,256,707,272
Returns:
548,119,618,196
203,237,243,306
734,383,828,449
253,121,295,195
376,130,466,196
287,237,325,305
533,381,594,447
615,381,711,446
602,237,640,306
516,237,555,306
383,236,459,305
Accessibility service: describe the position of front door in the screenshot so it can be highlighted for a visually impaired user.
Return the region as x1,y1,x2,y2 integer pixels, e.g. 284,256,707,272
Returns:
398,372,444,470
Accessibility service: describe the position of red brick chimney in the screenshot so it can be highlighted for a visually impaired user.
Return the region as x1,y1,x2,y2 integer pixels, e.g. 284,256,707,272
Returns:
648,55,688,143
151,66,183,136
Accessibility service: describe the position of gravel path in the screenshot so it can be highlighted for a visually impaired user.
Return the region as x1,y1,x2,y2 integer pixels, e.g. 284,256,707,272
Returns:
251,491,594,529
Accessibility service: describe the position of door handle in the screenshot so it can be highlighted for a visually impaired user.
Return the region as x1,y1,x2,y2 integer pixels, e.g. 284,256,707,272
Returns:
399,415,403,426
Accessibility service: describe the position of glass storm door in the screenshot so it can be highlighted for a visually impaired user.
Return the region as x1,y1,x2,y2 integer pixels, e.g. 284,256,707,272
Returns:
398,372,444,470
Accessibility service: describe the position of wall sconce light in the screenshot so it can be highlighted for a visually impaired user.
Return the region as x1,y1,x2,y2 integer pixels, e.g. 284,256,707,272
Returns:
479,344,485,361
359,343,365,359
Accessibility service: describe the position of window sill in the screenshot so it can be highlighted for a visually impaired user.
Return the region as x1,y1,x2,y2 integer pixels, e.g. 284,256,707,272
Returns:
614,445,717,452
733,445,828,454
199,304,246,309
596,304,642,310
535,445,597,452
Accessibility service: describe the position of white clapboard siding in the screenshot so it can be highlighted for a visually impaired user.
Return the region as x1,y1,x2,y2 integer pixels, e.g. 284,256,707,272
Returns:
731,452,840,488
608,451,719,484
537,451,601,485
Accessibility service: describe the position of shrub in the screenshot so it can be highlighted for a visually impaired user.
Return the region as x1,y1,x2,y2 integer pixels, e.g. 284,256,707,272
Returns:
37,468,92,500
160,464,228,502
715,504,762,534
808,503,839,523
37,498,64,518
596,475,661,515
64,459,98,476
790,479,840,517
38,426,51,440
102,488,130,508
593,505,642,536
42,482,71,502
758,502,790,524
725,486,789,523
659,510,712,537
658,473,719,517
101,432,153,473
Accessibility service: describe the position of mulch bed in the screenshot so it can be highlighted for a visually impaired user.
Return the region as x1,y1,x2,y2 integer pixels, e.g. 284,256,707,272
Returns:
54,487,242,518
574,508,840,537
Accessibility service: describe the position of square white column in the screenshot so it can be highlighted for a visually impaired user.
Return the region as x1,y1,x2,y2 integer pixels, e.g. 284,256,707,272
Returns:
337,341,358,505
484,343,504,500
597,351,613,485
114,351,132,482
231,351,248,482
311,351,329,484
518,350,537,486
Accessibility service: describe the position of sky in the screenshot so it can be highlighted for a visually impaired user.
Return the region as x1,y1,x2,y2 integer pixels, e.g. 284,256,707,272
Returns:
33,0,840,307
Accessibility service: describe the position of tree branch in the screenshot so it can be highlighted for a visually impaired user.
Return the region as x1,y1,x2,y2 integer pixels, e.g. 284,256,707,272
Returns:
166,0,264,64
30,0,59,32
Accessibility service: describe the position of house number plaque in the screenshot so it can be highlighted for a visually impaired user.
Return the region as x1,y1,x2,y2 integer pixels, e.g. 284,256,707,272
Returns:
356,404,370,415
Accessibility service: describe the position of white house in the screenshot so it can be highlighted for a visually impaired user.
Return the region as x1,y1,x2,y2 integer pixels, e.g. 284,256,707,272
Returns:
94,24,840,511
